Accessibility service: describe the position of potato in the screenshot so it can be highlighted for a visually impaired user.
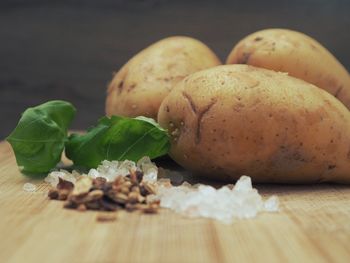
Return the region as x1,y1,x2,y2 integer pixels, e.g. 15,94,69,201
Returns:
106,36,221,119
158,65,350,183
226,29,350,110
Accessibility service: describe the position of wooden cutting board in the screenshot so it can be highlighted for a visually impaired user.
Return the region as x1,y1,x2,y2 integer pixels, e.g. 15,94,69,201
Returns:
1,140,350,263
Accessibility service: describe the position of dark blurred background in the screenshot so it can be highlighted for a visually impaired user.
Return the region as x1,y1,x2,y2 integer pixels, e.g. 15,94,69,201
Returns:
1,0,350,139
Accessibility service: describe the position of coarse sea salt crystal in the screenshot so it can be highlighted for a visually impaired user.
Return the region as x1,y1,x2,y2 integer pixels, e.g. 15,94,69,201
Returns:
115,160,136,177
23,183,36,192
264,195,280,212
137,156,158,183
233,175,252,192
87,168,100,179
143,168,158,183
156,175,279,223
44,170,78,187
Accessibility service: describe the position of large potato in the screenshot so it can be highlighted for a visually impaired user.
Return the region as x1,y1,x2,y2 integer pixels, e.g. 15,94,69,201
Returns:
106,36,221,119
158,65,350,183
226,29,350,110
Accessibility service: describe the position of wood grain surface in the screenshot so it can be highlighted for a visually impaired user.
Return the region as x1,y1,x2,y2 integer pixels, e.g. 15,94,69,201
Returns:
1,141,350,263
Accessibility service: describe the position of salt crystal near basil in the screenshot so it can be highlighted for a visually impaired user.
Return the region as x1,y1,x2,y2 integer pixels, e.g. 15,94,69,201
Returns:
44,170,79,187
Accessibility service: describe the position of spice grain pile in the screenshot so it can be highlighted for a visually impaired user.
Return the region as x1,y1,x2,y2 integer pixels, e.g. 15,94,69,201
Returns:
48,170,160,214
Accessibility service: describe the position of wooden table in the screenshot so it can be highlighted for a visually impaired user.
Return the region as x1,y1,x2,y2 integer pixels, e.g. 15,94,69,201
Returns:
1,141,350,263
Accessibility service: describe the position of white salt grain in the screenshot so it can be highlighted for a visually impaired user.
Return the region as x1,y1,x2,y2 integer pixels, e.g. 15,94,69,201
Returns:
44,170,78,187
143,168,158,183
23,183,36,192
87,168,100,179
117,160,137,177
264,195,280,212
137,156,158,183
233,175,252,192
137,156,151,168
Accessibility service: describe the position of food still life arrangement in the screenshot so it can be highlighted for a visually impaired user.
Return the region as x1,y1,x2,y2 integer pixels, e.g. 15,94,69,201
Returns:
5,28,350,225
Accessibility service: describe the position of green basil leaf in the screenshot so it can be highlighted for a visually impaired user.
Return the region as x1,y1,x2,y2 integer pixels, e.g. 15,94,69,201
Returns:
6,100,76,175
65,115,170,168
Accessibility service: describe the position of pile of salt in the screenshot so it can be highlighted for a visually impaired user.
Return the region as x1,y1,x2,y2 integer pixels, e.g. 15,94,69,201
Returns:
156,176,279,224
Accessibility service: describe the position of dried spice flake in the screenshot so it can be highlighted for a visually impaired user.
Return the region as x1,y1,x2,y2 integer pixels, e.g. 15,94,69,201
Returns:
96,213,117,222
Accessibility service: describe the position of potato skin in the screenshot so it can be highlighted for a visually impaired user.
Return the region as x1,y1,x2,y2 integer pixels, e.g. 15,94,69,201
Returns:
106,36,221,119
226,28,350,110
158,65,350,183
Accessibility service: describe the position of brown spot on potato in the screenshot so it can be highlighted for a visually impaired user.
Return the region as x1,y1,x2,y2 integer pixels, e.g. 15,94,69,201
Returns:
232,102,245,112
310,43,318,50
248,81,260,89
334,86,343,98
328,165,336,170
237,52,251,64
323,99,344,120
117,81,124,94
127,83,137,93
254,37,263,41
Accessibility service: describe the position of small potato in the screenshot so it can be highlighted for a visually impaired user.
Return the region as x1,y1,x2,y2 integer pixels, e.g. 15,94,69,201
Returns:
226,29,350,110
106,36,221,119
158,65,350,183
